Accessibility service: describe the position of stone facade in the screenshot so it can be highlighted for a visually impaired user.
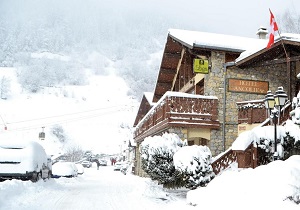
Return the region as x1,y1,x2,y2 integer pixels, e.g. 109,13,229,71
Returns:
203,50,289,156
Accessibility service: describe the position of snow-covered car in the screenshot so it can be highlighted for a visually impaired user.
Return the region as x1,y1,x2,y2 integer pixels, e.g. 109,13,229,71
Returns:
75,163,84,175
52,162,78,178
113,162,122,171
81,161,92,168
0,140,52,182
99,159,107,166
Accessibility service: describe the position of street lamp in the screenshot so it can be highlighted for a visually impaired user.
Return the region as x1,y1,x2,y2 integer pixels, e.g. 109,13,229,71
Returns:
264,90,275,115
274,86,288,116
264,87,287,161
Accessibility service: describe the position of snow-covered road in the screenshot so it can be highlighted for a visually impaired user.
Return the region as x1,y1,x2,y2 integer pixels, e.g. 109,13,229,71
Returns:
0,165,192,210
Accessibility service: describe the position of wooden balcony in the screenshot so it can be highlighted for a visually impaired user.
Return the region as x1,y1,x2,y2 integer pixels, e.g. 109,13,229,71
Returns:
134,92,220,142
237,99,291,125
237,100,267,124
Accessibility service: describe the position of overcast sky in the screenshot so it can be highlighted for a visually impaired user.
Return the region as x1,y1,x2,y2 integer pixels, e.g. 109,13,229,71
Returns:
1,0,299,39
158,0,300,38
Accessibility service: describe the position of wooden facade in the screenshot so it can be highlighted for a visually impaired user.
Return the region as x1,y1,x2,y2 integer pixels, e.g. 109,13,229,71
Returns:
134,92,219,143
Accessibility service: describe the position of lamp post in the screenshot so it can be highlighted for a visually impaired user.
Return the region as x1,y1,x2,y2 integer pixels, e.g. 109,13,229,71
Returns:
264,90,275,117
264,87,287,161
270,108,279,160
274,86,288,123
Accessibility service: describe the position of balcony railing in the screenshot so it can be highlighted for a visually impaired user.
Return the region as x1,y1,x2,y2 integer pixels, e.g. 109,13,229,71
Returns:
134,91,220,142
237,100,267,124
237,99,291,125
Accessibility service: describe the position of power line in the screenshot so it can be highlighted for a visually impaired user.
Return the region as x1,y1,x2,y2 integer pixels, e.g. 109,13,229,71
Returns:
4,104,128,125
1,107,127,132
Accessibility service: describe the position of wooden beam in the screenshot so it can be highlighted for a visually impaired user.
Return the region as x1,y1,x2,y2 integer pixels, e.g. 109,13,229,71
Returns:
179,77,194,93
164,52,181,59
243,55,300,67
171,48,185,91
157,81,172,88
160,68,175,75
287,52,292,100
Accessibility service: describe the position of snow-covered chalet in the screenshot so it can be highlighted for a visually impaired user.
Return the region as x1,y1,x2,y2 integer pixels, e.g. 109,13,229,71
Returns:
133,27,300,177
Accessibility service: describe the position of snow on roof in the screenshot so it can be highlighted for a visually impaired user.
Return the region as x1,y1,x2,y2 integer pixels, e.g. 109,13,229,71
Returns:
232,120,300,151
236,33,300,63
168,28,265,52
144,92,154,106
232,125,286,151
169,29,300,64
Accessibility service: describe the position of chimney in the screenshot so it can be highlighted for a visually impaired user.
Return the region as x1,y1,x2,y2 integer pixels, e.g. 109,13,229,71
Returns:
256,26,268,39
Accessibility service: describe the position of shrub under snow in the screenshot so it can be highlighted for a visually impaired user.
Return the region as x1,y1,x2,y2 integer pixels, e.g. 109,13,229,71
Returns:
140,133,186,189
140,133,215,189
173,145,215,189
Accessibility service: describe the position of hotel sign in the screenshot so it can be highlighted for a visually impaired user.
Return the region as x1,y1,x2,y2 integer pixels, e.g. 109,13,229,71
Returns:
193,59,209,74
228,79,268,94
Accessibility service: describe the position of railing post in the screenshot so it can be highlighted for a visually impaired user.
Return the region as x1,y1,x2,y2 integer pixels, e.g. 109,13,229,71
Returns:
248,107,253,124
252,145,258,168
211,99,218,121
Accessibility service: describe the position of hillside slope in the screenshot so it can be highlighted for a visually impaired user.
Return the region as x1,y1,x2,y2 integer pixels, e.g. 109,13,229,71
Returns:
0,67,138,155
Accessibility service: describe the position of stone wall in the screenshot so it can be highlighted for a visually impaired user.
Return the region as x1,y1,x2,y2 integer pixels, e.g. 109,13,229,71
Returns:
167,127,187,139
204,51,288,156
204,51,226,156
135,142,148,177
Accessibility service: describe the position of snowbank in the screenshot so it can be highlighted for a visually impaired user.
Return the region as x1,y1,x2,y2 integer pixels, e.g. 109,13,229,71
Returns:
187,155,300,209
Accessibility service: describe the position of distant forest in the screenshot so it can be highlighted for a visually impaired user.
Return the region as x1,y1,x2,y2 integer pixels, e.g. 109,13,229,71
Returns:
0,0,298,99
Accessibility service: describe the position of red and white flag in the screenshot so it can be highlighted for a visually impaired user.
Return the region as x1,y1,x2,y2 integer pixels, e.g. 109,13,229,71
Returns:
266,9,278,48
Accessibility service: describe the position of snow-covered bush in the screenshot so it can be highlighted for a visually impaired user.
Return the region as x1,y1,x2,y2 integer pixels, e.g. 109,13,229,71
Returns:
140,133,186,189
240,120,300,162
282,132,300,159
140,133,215,189
173,145,215,189
232,117,300,168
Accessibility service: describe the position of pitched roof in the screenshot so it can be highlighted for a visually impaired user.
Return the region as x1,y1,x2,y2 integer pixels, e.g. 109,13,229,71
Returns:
144,92,155,106
168,28,266,53
133,92,155,127
236,33,300,66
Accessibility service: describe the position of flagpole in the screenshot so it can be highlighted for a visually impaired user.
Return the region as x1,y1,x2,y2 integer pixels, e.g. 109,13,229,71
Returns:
269,9,292,103
269,8,289,60
277,29,290,61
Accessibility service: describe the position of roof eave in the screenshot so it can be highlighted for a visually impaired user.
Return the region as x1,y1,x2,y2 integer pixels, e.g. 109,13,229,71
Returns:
168,33,194,49
193,44,245,53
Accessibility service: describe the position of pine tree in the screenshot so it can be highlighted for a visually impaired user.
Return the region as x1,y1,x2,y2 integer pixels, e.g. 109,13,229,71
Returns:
141,146,185,189
140,133,186,189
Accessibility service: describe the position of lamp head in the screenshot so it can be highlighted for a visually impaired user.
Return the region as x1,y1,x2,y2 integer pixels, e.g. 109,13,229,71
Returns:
264,90,275,109
274,86,287,106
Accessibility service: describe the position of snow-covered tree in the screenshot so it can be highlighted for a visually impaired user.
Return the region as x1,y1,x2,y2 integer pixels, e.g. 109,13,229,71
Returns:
278,9,300,33
140,133,186,189
51,124,67,143
173,145,215,189
64,145,85,162
0,76,11,99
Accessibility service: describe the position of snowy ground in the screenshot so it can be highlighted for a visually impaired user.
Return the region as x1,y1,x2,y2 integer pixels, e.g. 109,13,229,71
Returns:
0,164,192,210
1,157,299,210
